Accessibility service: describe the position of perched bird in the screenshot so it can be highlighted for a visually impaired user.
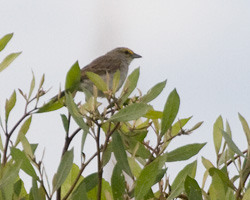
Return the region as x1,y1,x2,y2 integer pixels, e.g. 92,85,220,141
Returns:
54,47,141,101
78,47,142,97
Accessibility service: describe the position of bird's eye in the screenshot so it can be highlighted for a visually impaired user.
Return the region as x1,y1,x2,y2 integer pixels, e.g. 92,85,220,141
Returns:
124,50,130,55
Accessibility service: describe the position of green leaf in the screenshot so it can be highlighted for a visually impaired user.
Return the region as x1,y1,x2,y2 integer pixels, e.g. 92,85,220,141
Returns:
166,143,206,162
202,156,214,170
72,173,98,200
119,67,140,104
14,179,27,198
213,116,223,155
5,90,16,122
134,153,168,200
37,100,64,113
112,70,120,94
53,149,74,193
0,33,13,52
128,157,142,178
171,117,192,136
0,52,22,72
161,89,180,136
0,134,3,152
38,74,45,90
65,61,81,91
15,116,32,146
0,162,21,188
238,113,250,147
112,131,132,177
21,134,34,160
65,92,89,133
184,176,202,200
86,71,107,92
87,178,112,200
10,147,38,179
111,164,125,200
60,114,69,133
31,178,43,200
221,130,245,157
72,183,88,200
28,71,35,100
209,168,236,191
109,103,151,122
102,142,112,167
243,187,250,200
141,79,167,103
61,163,83,198
167,161,197,200
144,110,163,119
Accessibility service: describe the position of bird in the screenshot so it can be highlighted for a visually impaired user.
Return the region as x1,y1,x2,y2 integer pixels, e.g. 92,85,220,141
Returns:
53,47,142,102
78,47,142,97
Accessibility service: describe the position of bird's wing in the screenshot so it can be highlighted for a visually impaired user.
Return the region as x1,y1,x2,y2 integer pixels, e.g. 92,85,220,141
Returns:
80,55,122,81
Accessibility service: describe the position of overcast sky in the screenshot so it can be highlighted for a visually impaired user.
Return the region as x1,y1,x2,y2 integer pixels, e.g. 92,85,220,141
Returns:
1,0,250,193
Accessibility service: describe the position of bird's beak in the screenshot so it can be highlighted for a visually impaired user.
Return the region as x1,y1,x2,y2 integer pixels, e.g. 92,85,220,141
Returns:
132,53,142,59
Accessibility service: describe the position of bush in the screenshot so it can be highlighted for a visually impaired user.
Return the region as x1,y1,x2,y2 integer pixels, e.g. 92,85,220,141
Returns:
1,33,250,200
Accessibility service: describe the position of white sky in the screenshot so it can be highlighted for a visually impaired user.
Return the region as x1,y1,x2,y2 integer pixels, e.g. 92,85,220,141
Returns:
1,0,250,195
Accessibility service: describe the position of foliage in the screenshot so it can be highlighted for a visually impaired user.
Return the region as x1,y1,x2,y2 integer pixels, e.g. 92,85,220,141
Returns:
0,32,250,200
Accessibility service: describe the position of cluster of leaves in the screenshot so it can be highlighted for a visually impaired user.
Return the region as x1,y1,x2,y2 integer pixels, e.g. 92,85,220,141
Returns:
1,33,250,200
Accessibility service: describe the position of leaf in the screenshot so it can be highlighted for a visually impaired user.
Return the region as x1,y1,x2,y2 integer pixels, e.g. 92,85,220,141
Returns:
72,173,98,200
167,161,197,200
60,114,69,133
102,142,112,167
221,130,245,157
86,71,107,92
0,162,21,188
243,187,250,200
28,71,35,100
184,176,202,200
238,113,250,147
171,117,192,136
161,88,180,136
112,131,132,177
144,110,163,119
111,164,125,200
10,147,38,180
65,61,81,91
0,33,13,52
65,93,89,133
134,153,168,200
61,164,83,198
38,74,45,89
119,67,140,104
213,116,223,155
128,157,142,178
201,156,214,170
37,100,64,113
5,90,16,122
109,103,152,122
31,178,43,200
209,168,236,191
189,121,204,132
112,70,120,94
0,134,3,152
52,149,74,193
166,143,206,162
0,52,22,72
141,79,167,103
15,116,32,146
